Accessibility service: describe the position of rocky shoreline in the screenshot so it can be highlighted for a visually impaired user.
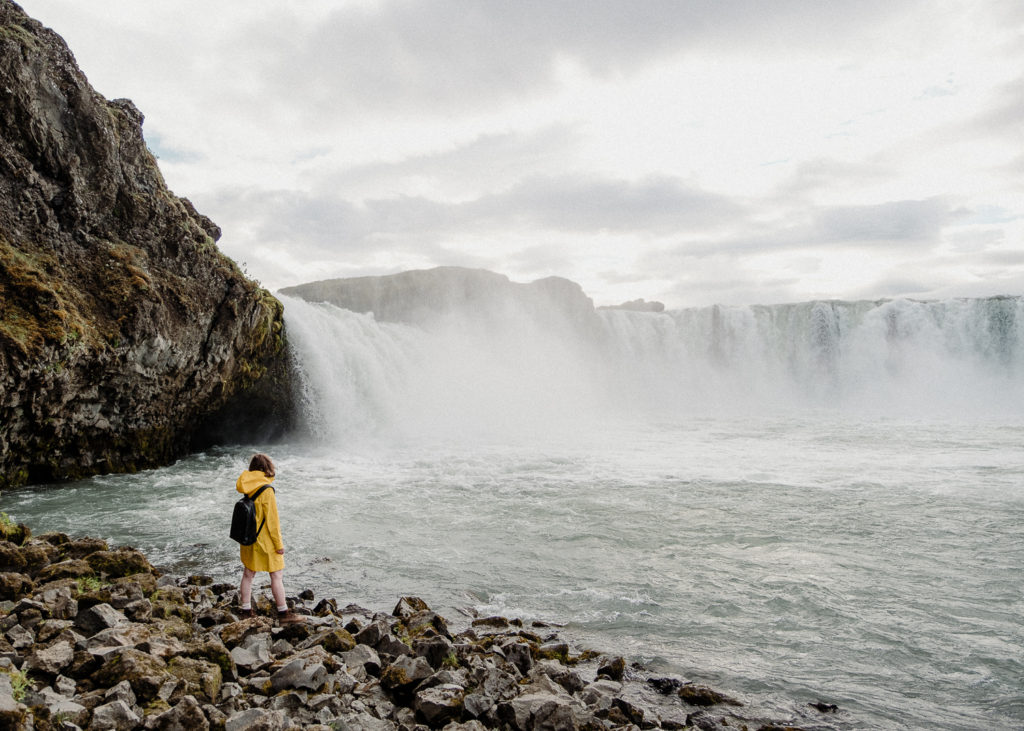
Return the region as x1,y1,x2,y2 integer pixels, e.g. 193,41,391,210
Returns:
0,520,837,730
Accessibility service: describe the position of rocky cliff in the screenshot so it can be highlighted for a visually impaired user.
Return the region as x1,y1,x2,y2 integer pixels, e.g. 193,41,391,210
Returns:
0,1,293,487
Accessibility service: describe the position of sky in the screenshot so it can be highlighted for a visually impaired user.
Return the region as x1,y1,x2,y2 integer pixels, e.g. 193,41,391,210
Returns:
18,0,1024,308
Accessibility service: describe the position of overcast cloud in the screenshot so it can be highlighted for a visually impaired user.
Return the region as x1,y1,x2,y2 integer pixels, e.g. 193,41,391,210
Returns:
18,0,1024,307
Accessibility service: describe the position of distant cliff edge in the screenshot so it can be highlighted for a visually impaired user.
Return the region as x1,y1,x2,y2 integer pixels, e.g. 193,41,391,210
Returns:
0,1,293,487
280,267,603,335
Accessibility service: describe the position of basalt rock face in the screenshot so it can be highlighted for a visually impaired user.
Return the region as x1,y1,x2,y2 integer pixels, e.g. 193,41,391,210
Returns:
0,1,293,487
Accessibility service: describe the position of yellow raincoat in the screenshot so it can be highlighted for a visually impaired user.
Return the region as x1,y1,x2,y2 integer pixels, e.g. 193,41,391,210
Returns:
236,470,284,573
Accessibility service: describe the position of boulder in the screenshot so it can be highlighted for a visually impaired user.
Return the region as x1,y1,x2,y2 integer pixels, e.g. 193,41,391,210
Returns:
74,603,127,635
149,694,210,731
84,549,153,580
224,707,291,731
342,644,381,677
597,655,626,681
269,655,328,693
415,683,465,727
393,596,431,618
0,572,33,600
167,656,223,703
34,559,94,583
89,699,142,730
381,654,433,692
23,638,74,676
0,542,26,573
93,647,171,702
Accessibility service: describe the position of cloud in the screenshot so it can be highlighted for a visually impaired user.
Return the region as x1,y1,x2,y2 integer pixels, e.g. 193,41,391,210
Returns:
812,198,955,243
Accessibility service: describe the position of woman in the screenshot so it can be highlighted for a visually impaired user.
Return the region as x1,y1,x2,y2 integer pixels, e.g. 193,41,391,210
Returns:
236,453,303,625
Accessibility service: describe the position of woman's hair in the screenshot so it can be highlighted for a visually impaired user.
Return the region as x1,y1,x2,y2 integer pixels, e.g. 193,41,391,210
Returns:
249,453,276,478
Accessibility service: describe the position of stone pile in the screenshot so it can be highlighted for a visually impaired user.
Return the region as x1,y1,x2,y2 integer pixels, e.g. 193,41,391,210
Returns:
0,523,828,730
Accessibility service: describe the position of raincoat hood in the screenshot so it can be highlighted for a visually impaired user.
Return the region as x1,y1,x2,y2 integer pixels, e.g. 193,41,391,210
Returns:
237,470,275,496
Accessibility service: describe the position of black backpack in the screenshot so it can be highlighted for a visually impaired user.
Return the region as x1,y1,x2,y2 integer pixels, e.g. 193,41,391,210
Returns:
229,485,274,545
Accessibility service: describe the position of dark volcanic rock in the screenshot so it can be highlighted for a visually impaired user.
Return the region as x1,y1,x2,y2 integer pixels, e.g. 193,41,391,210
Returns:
0,1,293,487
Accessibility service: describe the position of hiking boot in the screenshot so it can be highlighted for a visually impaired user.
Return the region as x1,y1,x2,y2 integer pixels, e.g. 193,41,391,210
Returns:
236,608,253,620
277,610,305,626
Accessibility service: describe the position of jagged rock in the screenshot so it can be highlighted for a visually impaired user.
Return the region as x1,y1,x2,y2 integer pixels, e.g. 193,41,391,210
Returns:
500,641,533,676
499,692,580,731
0,572,33,600
35,559,94,583
393,596,431,619
167,656,222,702
270,654,328,693
0,1,293,489
89,698,141,730
381,654,433,692
93,647,171,702
35,686,89,726
354,618,391,647
219,616,273,648
59,538,110,561
578,679,621,710
224,707,291,731
149,694,210,731
298,627,356,655
342,644,381,678
74,603,127,635
6,623,33,649
596,655,625,681
24,638,74,675
84,548,155,578
230,632,273,673
415,683,465,727
532,661,585,695
415,634,455,670
537,640,569,662
104,679,136,707
0,542,26,573
376,631,414,660
123,598,152,622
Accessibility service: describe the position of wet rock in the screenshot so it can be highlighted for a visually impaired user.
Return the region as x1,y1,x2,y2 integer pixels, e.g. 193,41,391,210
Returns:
471,616,510,631
809,701,839,713
679,683,743,707
648,676,685,695
394,596,431,619
0,542,27,574
537,640,569,662
596,655,625,681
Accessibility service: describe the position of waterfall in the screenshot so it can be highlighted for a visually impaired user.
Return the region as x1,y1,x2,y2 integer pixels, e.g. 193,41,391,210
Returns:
280,294,1024,442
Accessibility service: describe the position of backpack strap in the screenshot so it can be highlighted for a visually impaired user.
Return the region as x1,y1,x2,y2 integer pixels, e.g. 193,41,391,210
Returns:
249,484,275,541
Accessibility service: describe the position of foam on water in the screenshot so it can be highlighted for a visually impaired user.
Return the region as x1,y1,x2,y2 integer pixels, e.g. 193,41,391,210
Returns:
4,295,1023,729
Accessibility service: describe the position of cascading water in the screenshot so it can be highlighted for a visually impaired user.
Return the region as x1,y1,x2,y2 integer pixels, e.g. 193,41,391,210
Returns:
282,294,1024,437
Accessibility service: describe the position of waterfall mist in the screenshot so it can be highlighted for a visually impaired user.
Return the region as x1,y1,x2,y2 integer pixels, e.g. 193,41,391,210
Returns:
281,294,1024,444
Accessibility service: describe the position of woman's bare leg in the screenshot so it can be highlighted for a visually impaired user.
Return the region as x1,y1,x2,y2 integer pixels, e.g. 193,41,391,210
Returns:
269,570,286,611
239,566,256,608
